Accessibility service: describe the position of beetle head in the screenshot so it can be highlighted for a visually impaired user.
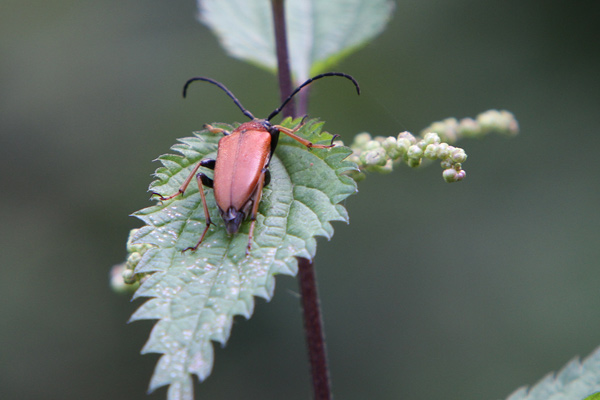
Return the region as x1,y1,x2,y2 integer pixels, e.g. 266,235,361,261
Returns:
221,206,245,235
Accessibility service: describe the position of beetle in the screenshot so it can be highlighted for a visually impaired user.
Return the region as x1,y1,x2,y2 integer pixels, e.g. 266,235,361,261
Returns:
155,72,360,253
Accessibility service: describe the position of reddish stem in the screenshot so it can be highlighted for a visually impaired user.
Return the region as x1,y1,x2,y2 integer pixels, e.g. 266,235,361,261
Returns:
271,1,332,399
272,0,295,117
297,257,331,400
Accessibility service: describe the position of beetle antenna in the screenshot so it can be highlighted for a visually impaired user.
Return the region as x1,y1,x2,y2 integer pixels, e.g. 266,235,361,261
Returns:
183,77,255,120
267,72,360,121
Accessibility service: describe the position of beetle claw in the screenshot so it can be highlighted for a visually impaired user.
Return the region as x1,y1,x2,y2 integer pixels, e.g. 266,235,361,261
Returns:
151,189,183,202
151,192,168,202
204,124,231,136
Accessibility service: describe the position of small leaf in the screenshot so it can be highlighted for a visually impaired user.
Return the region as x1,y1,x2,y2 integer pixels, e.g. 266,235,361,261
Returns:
198,0,394,81
505,346,600,400
129,118,357,399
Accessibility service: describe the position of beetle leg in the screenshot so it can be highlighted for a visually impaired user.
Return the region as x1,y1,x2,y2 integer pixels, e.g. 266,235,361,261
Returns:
273,124,335,149
204,124,231,136
183,172,214,252
153,159,215,201
200,159,216,170
245,168,268,255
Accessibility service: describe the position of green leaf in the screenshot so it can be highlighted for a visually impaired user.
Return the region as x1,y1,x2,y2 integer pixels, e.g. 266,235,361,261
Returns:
198,0,394,81
505,346,600,400
129,118,357,399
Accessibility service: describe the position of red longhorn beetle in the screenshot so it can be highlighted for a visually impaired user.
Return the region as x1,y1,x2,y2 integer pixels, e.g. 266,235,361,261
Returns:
155,72,360,253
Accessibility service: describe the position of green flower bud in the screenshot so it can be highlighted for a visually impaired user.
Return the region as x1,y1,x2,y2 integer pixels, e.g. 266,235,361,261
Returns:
441,118,459,142
425,119,458,144
126,229,154,255
440,159,453,169
397,131,416,145
368,159,394,174
126,251,142,269
381,137,401,159
122,268,137,284
110,263,127,292
396,138,412,156
362,148,387,166
499,110,520,136
437,143,450,159
442,168,466,182
477,110,504,134
423,132,441,145
424,144,439,160
407,157,421,168
407,144,423,159
348,153,361,165
443,168,458,182
458,117,481,138
450,148,467,163
424,121,444,135
110,263,139,294
353,132,372,147
416,139,428,150
364,140,382,151
126,228,140,252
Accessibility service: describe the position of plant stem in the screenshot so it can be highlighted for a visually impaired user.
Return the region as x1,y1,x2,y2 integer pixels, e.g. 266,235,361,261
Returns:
271,1,332,399
297,257,331,400
271,0,295,117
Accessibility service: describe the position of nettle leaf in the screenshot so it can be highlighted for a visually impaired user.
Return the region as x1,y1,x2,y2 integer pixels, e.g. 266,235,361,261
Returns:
505,346,600,400
129,118,357,399
198,0,394,81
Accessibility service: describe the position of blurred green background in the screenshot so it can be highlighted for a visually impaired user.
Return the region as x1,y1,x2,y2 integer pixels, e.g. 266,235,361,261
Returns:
1,1,599,399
